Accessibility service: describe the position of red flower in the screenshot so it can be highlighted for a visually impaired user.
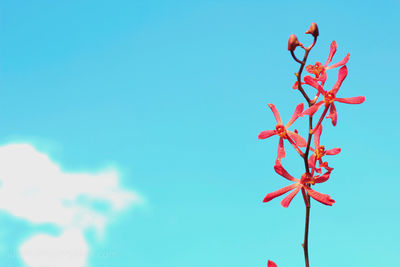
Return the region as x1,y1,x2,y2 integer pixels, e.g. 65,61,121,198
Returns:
302,66,365,126
305,41,350,85
309,125,341,173
258,103,306,160
263,162,334,208
268,260,277,267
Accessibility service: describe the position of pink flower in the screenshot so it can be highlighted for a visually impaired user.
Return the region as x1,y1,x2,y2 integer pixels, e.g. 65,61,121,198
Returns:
302,66,365,126
305,41,350,85
309,125,341,173
268,260,277,267
263,162,334,208
258,103,306,160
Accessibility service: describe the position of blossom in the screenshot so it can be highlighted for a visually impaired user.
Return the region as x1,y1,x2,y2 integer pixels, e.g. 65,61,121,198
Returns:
258,103,307,160
309,125,341,173
263,162,334,208
302,65,365,126
305,41,350,85
268,260,277,267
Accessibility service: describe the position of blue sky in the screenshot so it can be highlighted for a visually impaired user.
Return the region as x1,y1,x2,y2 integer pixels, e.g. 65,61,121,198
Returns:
0,0,399,266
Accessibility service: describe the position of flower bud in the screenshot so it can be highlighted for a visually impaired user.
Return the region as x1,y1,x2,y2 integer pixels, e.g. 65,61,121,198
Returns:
305,22,319,38
288,34,300,51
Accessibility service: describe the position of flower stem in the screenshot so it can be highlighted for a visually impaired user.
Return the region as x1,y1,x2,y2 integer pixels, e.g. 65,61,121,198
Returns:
302,197,311,267
292,35,317,267
292,35,317,105
301,113,313,267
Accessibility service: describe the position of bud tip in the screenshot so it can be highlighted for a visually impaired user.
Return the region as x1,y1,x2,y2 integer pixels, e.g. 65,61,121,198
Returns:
305,22,319,38
288,34,301,51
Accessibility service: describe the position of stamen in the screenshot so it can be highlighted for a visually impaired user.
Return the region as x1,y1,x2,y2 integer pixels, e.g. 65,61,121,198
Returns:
275,125,287,138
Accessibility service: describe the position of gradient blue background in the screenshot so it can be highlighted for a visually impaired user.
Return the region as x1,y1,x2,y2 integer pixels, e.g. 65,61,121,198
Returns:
0,0,399,266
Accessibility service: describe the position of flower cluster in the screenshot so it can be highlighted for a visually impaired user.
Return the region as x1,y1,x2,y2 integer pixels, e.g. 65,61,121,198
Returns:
260,22,365,266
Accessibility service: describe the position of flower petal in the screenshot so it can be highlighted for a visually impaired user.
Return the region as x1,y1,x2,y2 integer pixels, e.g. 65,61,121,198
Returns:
335,96,366,104
268,103,282,124
331,66,348,94
305,187,335,206
274,161,298,182
292,81,305,90
308,154,316,171
302,101,324,116
314,124,322,148
258,130,277,139
324,41,337,67
304,76,326,95
277,137,286,160
286,103,304,128
319,160,333,172
280,186,301,208
263,184,297,203
314,171,331,183
326,148,341,155
326,103,337,126
287,131,307,147
326,53,350,70
315,166,322,174
268,260,278,267
317,71,327,86
305,64,314,74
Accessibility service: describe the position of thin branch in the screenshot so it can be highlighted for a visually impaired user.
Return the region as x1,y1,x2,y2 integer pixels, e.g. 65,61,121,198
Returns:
290,50,304,64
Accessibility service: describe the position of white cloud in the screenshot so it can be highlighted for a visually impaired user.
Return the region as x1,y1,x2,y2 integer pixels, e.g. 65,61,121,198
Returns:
19,229,88,267
0,143,142,267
